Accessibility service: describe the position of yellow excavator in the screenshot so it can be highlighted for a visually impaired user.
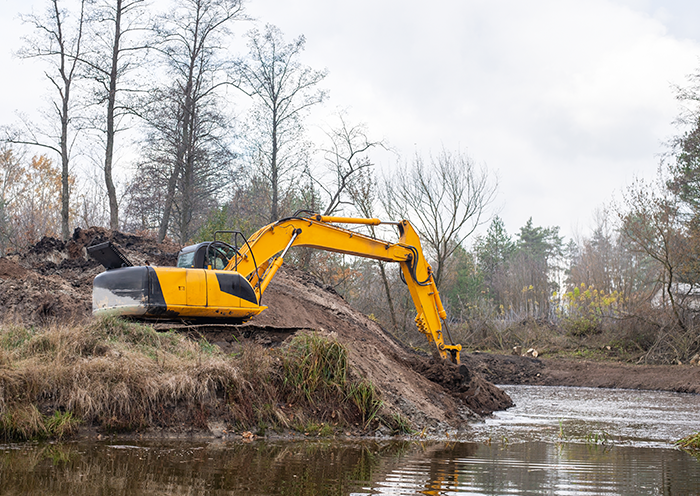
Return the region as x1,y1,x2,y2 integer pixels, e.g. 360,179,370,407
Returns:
88,213,462,363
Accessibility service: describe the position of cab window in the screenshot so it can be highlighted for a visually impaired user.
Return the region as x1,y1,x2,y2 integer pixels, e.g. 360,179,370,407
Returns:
177,250,196,268
208,244,231,270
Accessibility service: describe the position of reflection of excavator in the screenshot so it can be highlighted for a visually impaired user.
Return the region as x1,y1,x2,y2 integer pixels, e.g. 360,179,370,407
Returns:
89,213,462,363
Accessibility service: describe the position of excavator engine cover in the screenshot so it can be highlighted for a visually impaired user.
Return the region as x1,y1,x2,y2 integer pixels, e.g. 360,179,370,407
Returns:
92,266,264,323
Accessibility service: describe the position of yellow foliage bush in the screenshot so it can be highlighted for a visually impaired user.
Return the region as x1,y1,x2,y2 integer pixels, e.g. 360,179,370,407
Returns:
561,283,623,337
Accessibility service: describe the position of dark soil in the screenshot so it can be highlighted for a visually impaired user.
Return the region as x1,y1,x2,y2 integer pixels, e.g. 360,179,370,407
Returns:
461,352,700,394
407,357,515,415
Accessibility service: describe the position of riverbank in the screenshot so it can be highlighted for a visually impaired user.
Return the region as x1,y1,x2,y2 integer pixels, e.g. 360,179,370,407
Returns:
2,314,695,443
0,315,514,442
0,228,698,444
460,352,700,394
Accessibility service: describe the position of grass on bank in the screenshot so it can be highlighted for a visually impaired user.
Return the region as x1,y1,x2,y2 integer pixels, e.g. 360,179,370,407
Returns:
676,432,700,452
0,317,389,441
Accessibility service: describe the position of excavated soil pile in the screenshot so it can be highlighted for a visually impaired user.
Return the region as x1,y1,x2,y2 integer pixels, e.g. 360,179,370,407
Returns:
0,229,513,431
406,358,514,415
0,228,179,324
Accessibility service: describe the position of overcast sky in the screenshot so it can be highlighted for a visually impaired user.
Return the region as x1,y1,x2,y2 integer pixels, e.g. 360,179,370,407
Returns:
2,0,700,242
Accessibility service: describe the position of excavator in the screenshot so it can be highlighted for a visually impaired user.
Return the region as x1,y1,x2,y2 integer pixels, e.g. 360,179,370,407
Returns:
88,213,462,363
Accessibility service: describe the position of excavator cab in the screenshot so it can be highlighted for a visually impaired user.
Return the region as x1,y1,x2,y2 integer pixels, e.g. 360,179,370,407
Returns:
176,241,239,270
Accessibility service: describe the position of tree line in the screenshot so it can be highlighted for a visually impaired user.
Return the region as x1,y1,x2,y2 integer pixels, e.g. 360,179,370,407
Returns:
2,0,339,244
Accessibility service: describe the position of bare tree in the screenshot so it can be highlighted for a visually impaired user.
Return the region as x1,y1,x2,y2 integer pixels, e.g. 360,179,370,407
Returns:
82,0,150,230
8,0,87,241
233,24,327,222
383,148,497,286
618,176,695,330
143,0,242,243
346,169,401,330
314,112,383,216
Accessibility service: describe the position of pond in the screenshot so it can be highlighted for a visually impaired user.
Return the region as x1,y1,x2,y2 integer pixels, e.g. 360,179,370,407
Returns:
1,386,699,495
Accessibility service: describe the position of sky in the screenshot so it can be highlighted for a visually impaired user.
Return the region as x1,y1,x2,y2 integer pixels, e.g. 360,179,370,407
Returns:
2,0,700,243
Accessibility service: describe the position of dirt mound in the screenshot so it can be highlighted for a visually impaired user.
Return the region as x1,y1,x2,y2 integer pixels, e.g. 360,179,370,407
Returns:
242,266,513,427
0,257,27,278
460,352,547,385
0,228,181,325
407,358,514,415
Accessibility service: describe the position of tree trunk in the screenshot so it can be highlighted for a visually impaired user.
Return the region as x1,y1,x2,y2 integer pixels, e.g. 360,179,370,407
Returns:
378,261,398,331
104,0,122,231
60,69,71,241
270,109,279,222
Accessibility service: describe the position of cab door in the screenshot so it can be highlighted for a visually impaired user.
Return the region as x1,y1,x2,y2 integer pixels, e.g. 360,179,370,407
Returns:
185,269,207,307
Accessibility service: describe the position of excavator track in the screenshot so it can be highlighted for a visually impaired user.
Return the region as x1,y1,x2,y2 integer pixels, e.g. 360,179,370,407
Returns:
149,321,302,348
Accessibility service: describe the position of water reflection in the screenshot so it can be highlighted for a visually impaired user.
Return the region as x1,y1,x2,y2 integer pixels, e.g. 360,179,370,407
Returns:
1,439,699,495
2,386,700,495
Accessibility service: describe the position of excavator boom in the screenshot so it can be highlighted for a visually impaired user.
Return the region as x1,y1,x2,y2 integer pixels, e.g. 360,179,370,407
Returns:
91,214,462,362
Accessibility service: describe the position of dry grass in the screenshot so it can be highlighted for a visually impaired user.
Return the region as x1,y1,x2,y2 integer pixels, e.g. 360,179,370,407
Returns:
0,317,380,440
445,306,700,364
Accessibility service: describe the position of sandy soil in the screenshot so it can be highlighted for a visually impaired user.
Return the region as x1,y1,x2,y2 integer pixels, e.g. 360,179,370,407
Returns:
244,267,514,422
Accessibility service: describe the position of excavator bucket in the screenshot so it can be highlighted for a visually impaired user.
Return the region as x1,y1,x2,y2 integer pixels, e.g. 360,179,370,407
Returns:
86,241,132,270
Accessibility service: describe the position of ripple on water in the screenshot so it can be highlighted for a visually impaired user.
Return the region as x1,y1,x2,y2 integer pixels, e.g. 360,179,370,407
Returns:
469,385,700,447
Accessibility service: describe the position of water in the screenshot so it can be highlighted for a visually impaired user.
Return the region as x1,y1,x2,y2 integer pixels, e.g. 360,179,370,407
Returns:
1,386,699,495
469,385,700,448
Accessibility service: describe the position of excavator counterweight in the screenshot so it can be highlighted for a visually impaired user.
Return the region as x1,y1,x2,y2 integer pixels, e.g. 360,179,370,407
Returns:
90,214,462,363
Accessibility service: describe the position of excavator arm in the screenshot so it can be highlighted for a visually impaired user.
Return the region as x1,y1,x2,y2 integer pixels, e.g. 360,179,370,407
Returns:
90,214,462,363
227,215,461,362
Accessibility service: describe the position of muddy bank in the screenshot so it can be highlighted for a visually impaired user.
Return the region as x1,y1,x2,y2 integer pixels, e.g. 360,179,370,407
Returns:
461,352,700,394
236,266,514,426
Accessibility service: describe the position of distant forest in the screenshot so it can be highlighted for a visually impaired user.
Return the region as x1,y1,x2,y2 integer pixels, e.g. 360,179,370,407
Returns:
2,0,700,364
